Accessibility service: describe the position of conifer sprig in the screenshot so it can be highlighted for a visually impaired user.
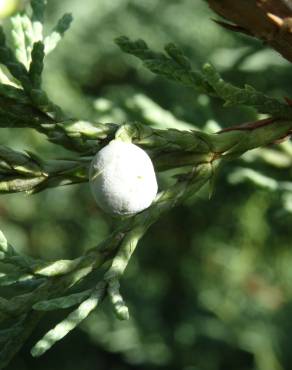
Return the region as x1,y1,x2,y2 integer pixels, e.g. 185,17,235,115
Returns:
0,145,88,194
44,13,73,54
0,0,291,366
116,36,292,119
116,36,213,94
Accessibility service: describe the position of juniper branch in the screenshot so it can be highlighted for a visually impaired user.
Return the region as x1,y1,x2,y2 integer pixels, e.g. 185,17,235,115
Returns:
0,27,31,90
116,37,292,119
10,14,29,68
116,36,213,94
0,162,212,362
44,13,73,54
0,117,291,195
0,9,66,120
202,64,292,118
1,30,291,154
0,146,88,194
0,1,292,365
31,0,46,42
29,42,44,89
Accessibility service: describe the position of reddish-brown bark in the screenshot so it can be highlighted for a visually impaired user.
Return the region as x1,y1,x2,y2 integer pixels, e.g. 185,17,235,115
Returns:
207,0,292,63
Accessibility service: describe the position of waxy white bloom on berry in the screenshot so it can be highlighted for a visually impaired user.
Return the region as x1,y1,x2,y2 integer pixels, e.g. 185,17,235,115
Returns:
89,140,158,216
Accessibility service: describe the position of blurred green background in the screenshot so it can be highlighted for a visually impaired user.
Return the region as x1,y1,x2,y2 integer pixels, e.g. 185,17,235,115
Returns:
1,0,292,369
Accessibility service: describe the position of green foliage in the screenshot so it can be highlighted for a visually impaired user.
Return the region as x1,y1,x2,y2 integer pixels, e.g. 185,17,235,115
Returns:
31,282,106,357
33,289,93,311
44,13,73,54
202,63,292,117
116,36,213,94
0,1,291,370
117,36,292,119
29,41,44,88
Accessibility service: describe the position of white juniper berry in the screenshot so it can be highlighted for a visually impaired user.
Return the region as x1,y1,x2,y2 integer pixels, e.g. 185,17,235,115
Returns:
89,140,158,216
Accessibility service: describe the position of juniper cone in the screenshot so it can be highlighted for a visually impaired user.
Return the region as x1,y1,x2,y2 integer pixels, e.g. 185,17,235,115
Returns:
0,0,291,368
89,140,158,216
